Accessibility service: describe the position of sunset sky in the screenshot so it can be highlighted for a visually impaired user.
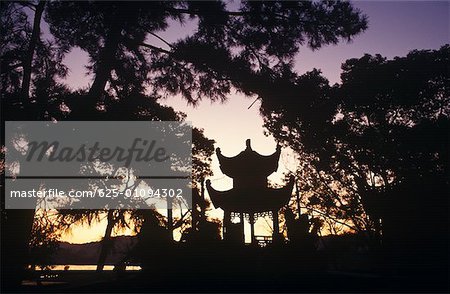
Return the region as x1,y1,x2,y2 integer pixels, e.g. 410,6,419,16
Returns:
54,1,449,244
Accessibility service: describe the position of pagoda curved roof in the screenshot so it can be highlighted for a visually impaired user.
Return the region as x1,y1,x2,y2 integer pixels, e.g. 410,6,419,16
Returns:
206,176,294,213
216,139,281,178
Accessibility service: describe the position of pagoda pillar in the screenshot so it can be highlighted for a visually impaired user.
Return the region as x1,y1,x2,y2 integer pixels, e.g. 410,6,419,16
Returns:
240,212,245,243
223,210,231,240
272,209,280,243
249,213,255,245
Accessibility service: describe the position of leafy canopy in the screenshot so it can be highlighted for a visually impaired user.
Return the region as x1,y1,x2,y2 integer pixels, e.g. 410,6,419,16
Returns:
44,0,367,104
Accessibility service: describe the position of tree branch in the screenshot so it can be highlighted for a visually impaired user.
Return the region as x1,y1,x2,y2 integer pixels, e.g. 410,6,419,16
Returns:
148,32,173,49
173,210,191,229
168,8,247,17
302,205,358,232
139,42,171,55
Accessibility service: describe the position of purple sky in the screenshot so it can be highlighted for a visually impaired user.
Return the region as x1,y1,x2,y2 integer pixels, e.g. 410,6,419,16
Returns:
295,1,449,84
56,1,449,243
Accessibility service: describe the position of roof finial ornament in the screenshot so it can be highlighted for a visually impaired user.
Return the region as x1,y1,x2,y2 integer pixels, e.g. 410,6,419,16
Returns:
246,139,252,150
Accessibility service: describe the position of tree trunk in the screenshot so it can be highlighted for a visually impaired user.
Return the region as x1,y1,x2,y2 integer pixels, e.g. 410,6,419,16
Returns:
96,210,115,272
295,179,302,217
21,0,45,103
1,210,35,291
191,188,199,231
1,128,36,290
167,197,173,240
87,21,122,103
199,179,206,222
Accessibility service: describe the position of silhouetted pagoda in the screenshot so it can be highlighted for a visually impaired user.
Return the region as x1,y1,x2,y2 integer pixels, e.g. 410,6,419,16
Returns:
206,139,294,245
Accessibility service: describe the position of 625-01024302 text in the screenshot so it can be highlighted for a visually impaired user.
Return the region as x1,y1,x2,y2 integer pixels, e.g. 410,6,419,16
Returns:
9,188,185,199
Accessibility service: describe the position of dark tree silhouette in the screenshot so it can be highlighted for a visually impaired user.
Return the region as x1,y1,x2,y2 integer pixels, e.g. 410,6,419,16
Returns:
20,0,45,103
44,1,367,107
260,46,449,286
28,210,61,270
49,96,215,272
1,1,68,118
1,1,30,94
1,3,69,289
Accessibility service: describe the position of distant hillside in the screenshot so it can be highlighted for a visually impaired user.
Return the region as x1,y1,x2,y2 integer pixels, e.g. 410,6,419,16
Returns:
50,233,369,267
51,235,138,265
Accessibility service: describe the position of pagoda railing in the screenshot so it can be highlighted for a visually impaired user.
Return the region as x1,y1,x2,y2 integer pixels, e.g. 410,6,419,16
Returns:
254,235,273,247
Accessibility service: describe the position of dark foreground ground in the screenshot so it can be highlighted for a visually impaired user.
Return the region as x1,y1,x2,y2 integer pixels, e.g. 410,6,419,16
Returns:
17,269,449,293
7,242,450,293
